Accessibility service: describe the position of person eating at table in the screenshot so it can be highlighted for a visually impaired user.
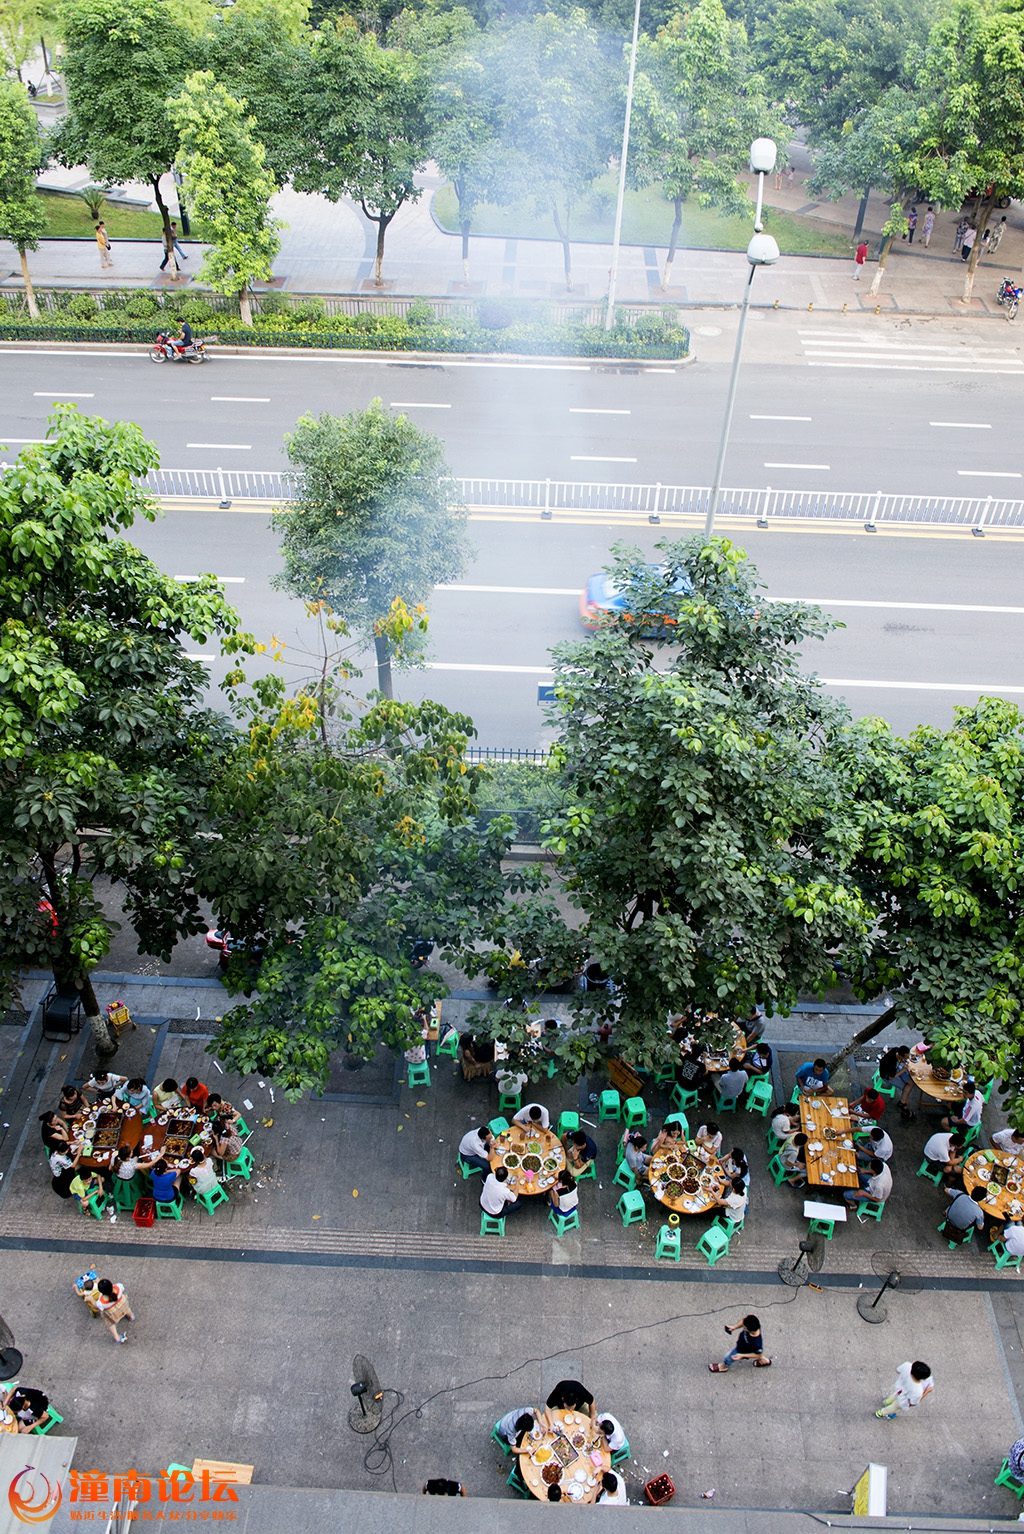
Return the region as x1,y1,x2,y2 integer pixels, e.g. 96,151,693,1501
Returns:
546,1380,595,1413
597,1471,628,1505
116,1077,152,1115
779,1133,809,1187
459,1124,494,1176
152,1077,183,1113
141,1156,181,1208
182,1075,210,1110
57,1082,89,1122
39,1110,71,1154
211,1116,243,1169
878,1044,915,1116
112,1144,142,1186
940,1187,985,1244
850,1085,887,1123
795,1058,832,1095
717,1058,749,1106
942,1078,984,1135
674,1039,707,1094
563,1127,598,1174
480,1164,523,1219
721,1146,750,1185
855,1125,894,1167
843,1156,892,1208
69,1162,106,1212
716,1176,749,1222
922,1127,966,1183
623,1133,650,1177
992,1127,1024,1157
594,1409,627,1456
205,1093,243,1128
496,1408,540,1451
651,1119,684,1156
49,1141,84,1199
188,1146,220,1198
549,1168,579,1228
743,1039,773,1079
694,1121,722,1156
513,1102,550,1130
459,1033,494,1082
3,1385,51,1434
999,1220,1024,1260
83,1068,127,1103
770,1105,798,1143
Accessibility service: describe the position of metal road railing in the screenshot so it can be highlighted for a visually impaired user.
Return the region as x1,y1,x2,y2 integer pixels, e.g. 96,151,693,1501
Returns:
145,469,1024,532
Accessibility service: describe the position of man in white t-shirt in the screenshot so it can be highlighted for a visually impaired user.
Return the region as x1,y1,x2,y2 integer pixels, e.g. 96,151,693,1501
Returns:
1002,1222,1024,1258
845,1157,892,1206
513,1103,550,1130
922,1128,965,1176
458,1125,493,1176
480,1166,522,1218
992,1127,1024,1156
595,1411,627,1453
943,1079,984,1132
597,1470,628,1505
856,1126,894,1164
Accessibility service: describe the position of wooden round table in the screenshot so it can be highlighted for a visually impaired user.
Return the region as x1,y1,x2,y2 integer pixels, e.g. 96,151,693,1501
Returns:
649,1145,726,1215
518,1409,612,1503
963,1148,1024,1223
907,1059,966,1104
489,1123,565,1197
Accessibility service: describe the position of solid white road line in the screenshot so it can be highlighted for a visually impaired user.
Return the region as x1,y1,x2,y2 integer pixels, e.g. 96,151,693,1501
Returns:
211,396,270,403
775,598,1024,614
799,331,1021,355
435,584,580,594
427,662,555,675
571,455,637,462
957,470,1022,478
175,576,246,583
389,402,451,408
824,678,1024,694
751,414,812,421
569,407,631,415
809,361,1023,374
764,461,830,470
186,442,252,450
930,421,992,429
33,391,94,397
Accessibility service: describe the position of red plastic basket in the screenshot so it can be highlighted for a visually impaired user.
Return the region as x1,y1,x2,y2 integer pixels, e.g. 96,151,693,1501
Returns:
133,1197,156,1228
644,1474,675,1506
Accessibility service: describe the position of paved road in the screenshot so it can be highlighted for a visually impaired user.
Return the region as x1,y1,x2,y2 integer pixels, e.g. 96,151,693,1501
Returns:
5,328,1024,744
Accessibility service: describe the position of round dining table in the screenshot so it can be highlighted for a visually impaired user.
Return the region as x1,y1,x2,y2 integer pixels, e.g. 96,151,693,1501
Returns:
649,1145,726,1215
489,1123,565,1197
517,1408,612,1503
907,1059,967,1105
963,1148,1024,1223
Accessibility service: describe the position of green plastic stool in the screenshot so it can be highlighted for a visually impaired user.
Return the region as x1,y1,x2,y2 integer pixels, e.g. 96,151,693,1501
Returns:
766,1153,788,1186
654,1064,676,1086
599,1090,621,1123
196,1183,229,1216
549,1206,580,1234
498,1091,521,1115
557,1111,580,1137
81,1186,109,1220
507,1462,529,1499
855,1198,885,1224
617,1189,646,1227
236,1115,252,1140
939,1219,972,1249
459,1156,483,1180
407,1060,431,1090
670,1084,699,1114
111,1176,142,1212
655,1224,681,1262
995,1458,1024,1499
223,1146,254,1180
622,1096,647,1129
962,1123,982,1147
611,1440,631,1467
31,1407,62,1436
491,1421,512,1456
612,1162,636,1191
696,1225,731,1266
714,1087,740,1114
991,1239,1023,1271
574,1160,597,1181
155,1196,183,1221
663,1111,689,1136
713,1212,745,1238
546,1058,558,1079
745,1078,774,1116
872,1070,898,1098
766,1128,783,1153
981,1079,997,1102
480,1211,506,1237
436,1030,459,1059
916,1158,944,1186
488,1117,510,1138
807,1215,837,1240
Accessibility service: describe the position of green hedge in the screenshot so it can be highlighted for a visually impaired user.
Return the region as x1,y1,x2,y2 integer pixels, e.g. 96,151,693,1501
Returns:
0,308,689,360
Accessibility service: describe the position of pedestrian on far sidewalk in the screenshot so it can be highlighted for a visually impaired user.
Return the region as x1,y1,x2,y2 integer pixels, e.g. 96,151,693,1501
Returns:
93,1277,135,1345
988,215,1007,254
903,206,918,243
786,165,794,189
922,207,935,246
953,217,969,253
853,240,868,279
159,226,179,279
95,220,113,268
961,223,977,262
167,221,188,266
875,1360,933,1419
773,164,783,191
710,1314,771,1372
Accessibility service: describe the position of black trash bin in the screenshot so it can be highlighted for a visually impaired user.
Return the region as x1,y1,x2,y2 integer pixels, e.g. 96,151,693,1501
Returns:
40,983,83,1042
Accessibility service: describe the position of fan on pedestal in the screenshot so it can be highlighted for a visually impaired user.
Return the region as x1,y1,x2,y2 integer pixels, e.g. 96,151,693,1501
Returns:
0,1313,23,1379
857,1251,922,1323
349,1355,384,1433
778,1231,826,1288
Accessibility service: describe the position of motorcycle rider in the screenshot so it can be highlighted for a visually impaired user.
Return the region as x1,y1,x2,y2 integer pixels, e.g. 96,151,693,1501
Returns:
174,315,194,355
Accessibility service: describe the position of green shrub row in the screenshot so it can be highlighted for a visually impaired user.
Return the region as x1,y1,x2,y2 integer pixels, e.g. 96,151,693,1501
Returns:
0,299,689,360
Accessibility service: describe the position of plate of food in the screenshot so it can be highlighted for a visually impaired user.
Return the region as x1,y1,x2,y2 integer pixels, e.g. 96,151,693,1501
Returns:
682,1176,700,1194
504,1153,520,1169
533,1447,551,1465
543,1156,559,1171
542,1462,562,1486
667,1163,685,1180
571,1432,586,1448
1008,1180,1022,1195
527,1142,542,1154
521,1154,542,1172
664,1181,682,1197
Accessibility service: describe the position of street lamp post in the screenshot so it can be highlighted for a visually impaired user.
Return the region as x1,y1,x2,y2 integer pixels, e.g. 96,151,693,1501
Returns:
605,0,642,330
704,138,781,539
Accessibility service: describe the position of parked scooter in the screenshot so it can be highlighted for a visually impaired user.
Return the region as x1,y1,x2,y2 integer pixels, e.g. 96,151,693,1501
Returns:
996,278,1022,319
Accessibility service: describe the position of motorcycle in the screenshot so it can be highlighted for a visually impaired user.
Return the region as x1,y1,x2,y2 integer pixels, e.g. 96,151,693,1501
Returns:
149,332,209,363
996,278,1022,320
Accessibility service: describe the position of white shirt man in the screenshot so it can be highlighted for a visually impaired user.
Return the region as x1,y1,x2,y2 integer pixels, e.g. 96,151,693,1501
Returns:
480,1171,518,1216
958,1086,984,1127
458,1127,492,1172
597,1471,629,1505
865,1161,893,1203
992,1127,1024,1156
513,1103,550,1130
923,1130,959,1166
858,1127,894,1162
1002,1223,1024,1257
889,1361,934,1411
595,1411,627,1452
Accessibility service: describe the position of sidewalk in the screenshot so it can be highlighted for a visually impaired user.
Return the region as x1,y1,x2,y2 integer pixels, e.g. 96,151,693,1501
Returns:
5,159,1022,316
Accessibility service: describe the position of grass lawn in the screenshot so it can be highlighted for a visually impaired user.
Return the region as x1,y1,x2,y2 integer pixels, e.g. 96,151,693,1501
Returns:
35,190,200,241
434,175,852,257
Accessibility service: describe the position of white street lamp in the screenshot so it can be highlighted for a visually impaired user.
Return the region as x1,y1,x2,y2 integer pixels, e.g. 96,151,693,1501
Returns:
605,0,642,331
704,139,780,539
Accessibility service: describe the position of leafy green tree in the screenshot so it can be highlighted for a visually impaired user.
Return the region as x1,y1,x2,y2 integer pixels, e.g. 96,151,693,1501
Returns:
808,90,913,295
538,536,875,1070
843,698,1024,1123
635,0,786,289
203,7,308,185
0,407,250,1055
294,21,429,287
271,400,471,697
491,10,616,292
167,71,282,326
0,78,47,318
54,0,198,238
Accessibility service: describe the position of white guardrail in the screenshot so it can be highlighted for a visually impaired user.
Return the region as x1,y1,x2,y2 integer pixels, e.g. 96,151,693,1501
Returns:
145,469,1024,531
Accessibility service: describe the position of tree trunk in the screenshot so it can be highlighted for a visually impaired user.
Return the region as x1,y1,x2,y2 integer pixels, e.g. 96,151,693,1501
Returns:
461,219,471,283
151,174,172,240
239,287,253,327
662,197,683,290
853,189,870,240
361,202,399,288
551,199,573,292
374,634,393,699
19,247,38,318
867,234,893,297
824,1005,896,1076
80,971,117,1056
962,195,997,303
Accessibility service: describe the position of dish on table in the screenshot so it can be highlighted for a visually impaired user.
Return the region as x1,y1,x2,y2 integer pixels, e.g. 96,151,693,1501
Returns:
682,1176,700,1194
542,1462,562,1486
571,1432,585,1448
533,1447,551,1464
504,1153,520,1169
521,1155,542,1172
666,1163,685,1180
664,1181,682,1197
526,1142,542,1154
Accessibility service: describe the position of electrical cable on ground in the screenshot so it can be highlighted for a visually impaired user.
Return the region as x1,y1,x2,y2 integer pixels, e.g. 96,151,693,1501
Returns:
357,1286,802,1489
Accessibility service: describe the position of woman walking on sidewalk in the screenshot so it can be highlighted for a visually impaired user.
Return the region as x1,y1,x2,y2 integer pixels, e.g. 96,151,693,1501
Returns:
95,221,113,268
94,1278,135,1345
876,1360,933,1418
